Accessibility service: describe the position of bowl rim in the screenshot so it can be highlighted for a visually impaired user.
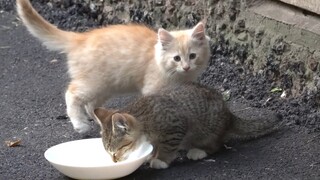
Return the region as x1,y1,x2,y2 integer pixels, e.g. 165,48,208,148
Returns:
44,138,153,168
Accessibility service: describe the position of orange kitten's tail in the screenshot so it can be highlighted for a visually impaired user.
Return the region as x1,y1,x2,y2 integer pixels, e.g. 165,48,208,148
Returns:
16,0,76,52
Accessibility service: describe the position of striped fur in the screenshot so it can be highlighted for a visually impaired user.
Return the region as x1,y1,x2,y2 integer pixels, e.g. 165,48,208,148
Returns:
95,83,281,169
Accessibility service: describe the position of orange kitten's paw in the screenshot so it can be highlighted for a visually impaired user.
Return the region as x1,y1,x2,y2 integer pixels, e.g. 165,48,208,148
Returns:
150,159,169,169
73,122,91,134
187,148,207,160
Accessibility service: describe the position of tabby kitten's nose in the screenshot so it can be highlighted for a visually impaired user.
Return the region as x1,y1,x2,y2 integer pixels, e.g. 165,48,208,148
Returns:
112,153,117,163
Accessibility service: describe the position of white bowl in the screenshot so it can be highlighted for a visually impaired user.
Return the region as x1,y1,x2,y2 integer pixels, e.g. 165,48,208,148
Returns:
44,138,153,180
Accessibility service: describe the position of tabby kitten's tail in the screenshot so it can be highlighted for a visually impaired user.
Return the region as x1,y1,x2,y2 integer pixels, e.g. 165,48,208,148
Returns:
16,0,76,51
225,111,282,141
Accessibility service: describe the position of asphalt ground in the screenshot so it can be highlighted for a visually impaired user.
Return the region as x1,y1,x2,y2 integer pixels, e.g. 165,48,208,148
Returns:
0,10,319,180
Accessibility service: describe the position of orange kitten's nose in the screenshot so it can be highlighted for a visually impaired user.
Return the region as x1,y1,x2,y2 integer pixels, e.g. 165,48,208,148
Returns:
183,66,190,71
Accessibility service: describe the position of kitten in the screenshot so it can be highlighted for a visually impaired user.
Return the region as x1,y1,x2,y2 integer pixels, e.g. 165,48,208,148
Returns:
16,0,210,133
94,83,281,169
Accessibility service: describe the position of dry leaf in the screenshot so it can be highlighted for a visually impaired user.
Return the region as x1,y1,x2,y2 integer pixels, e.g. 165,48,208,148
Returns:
270,87,282,93
5,139,21,147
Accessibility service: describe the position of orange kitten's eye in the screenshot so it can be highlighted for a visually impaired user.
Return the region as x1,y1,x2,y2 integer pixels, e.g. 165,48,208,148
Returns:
173,56,181,62
189,53,196,60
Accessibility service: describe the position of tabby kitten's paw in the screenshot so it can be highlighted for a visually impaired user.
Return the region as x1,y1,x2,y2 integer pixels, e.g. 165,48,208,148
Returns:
187,148,207,160
150,159,169,169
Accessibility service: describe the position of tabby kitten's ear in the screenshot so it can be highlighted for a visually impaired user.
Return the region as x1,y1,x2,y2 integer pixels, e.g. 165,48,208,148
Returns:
111,113,129,134
191,22,206,41
94,107,114,127
158,28,174,46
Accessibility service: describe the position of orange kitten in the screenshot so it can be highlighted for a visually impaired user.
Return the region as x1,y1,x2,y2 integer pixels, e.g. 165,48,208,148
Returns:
16,0,210,133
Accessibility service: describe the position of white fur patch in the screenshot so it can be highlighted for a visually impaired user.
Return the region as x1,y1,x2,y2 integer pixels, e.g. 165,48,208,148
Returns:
187,148,207,160
150,159,169,169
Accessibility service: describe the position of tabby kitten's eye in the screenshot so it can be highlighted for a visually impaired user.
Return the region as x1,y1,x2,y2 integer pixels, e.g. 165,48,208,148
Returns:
189,53,196,60
173,56,181,62
119,142,132,150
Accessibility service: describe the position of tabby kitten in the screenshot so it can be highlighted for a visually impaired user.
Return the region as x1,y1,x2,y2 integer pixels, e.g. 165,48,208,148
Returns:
94,83,280,169
16,0,210,133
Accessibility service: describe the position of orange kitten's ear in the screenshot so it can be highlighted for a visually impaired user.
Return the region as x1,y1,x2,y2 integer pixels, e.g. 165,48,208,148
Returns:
158,28,174,46
111,113,129,134
191,22,206,41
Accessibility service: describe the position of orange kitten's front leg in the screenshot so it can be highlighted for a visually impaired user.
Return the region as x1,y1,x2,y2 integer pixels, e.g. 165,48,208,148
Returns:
65,89,91,133
65,83,107,134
